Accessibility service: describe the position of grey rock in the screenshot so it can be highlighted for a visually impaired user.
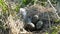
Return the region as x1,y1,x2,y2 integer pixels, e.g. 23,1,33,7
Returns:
24,22,35,31
36,21,43,29
31,15,39,24
27,22,35,28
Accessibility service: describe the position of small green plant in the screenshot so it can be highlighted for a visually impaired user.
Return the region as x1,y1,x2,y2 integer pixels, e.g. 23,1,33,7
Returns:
0,0,8,13
51,26,59,34
54,19,60,23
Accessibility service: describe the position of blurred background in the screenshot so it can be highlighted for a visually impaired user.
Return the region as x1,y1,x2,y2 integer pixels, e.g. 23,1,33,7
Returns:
0,0,60,34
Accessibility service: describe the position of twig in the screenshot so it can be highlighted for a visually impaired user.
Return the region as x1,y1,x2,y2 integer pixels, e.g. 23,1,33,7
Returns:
47,0,60,19
47,12,51,34
47,0,57,11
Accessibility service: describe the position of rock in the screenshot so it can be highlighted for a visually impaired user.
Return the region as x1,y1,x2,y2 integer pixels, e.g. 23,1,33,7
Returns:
36,21,43,29
27,23,35,28
24,22,35,31
31,15,39,24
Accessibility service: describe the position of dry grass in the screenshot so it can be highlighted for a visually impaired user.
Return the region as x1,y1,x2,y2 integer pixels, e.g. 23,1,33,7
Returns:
5,15,27,34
